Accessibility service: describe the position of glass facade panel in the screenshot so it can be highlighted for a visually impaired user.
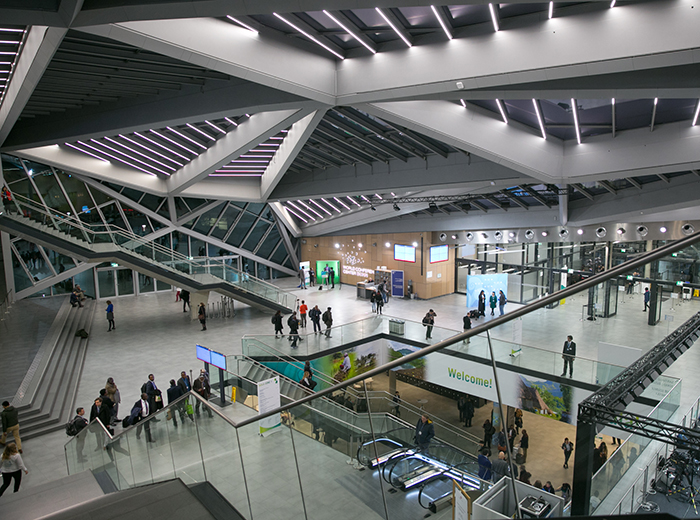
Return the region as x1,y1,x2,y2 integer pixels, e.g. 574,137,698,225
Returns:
97,270,116,298
191,238,206,257
116,269,134,295
193,206,223,234
138,273,154,293
32,171,71,213
227,212,256,247
100,202,127,228
56,171,92,213
242,221,269,251
211,205,240,240
156,279,171,291
256,227,280,258
270,245,288,266
121,204,151,235
139,193,163,211
87,185,113,206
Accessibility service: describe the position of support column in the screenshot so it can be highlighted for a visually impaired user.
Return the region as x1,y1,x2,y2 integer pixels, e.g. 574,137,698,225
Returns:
571,420,597,516
1,232,14,303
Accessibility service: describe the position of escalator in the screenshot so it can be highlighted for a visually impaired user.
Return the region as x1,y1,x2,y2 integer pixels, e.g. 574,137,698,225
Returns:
0,194,294,312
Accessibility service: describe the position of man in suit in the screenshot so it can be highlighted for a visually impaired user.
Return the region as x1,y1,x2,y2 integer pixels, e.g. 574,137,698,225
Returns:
89,397,112,450
167,379,184,427
561,335,576,377
145,374,163,417
134,393,155,442
177,371,192,394
193,374,213,417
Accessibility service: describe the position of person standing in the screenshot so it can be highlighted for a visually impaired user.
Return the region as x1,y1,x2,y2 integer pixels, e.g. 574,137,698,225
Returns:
72,407,89,462
198,302,206,331
0,443,27,496
0,401,22,453
299,266,306,289
562,437,574,469
193,374,213,417
105,377,120,423
478,290,486,317
177,371,192,395
299,300,308,328
482,419,495,452
376,292,384,315
561,335,576,377
478,447,492,481
423,310,436,340
322,307,333,338
329,267,335,289
520,429,529,463
462,313,472,344
309,305,322,334
464,397,474,427
393,391,401,418
288,312,300,348
370,289,377,313
272,310,284,337
498,290,507,316
489,291,497,316
415,415,435,453
144,374,163,416
308,267,315,287
458,395,467,424
491,451,509,482
180,289,190,312
644,287,650,311
134,393,154,442
106,300,115,331
89,397,112,450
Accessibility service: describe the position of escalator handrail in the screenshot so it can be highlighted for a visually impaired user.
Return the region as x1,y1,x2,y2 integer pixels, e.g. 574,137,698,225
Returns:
382,447,417,485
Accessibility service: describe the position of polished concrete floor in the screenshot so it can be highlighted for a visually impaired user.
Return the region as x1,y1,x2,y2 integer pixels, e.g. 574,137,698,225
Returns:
7,278,700,518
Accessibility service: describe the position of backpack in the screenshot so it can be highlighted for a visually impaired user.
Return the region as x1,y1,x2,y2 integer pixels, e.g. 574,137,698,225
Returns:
141,382,148,394
271,316,276,324
422,316,430,326
322,311,330,324
75,329,89,338
65,418,80,436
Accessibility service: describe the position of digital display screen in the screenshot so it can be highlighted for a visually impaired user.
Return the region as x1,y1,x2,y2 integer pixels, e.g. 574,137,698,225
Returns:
210,350,227,371
394,244,416,263
196,344,211,364
429,245,449,263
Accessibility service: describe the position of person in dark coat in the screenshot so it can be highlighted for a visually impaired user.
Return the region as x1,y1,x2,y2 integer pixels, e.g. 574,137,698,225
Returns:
198,302,206,331
464,398,475,427
133,393,154,442
167,379,184,427
482,419,495,452
478,447,492,481
144,374,163,415
478,290,486,317
180,289,190,312
462,313,472,344
287,312,300,347
272,311,284,337
309,305,322,334
458,395,467,423
561,335,576,377
193,375,213,417
89,397,112,450
415,414,435,453
520,429,529,462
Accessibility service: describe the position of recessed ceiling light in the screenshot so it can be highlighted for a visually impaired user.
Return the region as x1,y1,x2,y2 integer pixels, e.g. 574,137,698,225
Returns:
385,242,391,247
577,229,584,235
660,226,667,233
412,242,418,247
541,231,549,237
335,243,340,248
617,228,625,235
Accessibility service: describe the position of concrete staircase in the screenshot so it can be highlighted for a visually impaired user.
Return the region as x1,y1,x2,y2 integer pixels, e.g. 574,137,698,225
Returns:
12,297,95,440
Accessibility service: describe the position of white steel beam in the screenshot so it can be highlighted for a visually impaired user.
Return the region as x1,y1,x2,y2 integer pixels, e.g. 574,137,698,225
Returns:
269,202,302,238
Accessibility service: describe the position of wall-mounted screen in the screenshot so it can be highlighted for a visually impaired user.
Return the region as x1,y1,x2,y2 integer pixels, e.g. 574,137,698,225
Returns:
210,350,227,371
430,245,449,263
394,244,416,263
196,344,211,364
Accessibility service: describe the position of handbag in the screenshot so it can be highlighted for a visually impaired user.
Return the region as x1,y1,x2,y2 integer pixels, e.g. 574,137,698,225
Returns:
186,402,194,415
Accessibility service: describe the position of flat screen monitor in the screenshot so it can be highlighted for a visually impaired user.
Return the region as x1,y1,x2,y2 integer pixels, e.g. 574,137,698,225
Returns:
196,344,211,364
210,350,227,371
430,245,449,263
394,244,416,263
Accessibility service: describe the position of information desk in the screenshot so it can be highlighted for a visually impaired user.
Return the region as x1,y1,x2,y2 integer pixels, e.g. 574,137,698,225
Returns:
357,282,378,299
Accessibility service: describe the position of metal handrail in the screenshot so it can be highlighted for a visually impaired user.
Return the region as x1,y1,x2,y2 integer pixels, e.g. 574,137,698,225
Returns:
7,192,291,302
233,229,700,429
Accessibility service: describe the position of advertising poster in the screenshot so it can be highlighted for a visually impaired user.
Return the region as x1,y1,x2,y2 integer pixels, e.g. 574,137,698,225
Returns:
316,260,340,286
299,261,310,286
391,270,404,298
466,273,508,309
257,377,281,437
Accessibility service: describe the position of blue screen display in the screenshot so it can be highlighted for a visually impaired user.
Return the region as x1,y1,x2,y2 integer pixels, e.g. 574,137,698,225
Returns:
394,244,416,263
429,245,449,263
210,350,227,371
196,344,211,364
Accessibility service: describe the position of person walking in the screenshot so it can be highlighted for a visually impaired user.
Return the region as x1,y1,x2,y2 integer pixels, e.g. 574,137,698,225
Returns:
272,310,284,337
489,291,497,316
498,290,507,316
520,429,529,462
322,307,333,338
376,292,384,315
458,395,467,424
643,287,650,311
193,374,213,418
299,300,308,327
423,310,436,340
134,393,155,442
309,305,322,334
478,290,486,317
562,437,574,468
288,312,300,348
198,302,206,331
462,313,472,344
106,300,115,331
415,414,435,453
478,447,492,481
370,289,377,313
299,266,306,289
0,401,22,453
105,377,120,424
464,397,474,427
482,419,495,452
167,379,184,427
180,289,190,312
561,335,576,377
0,443,27,496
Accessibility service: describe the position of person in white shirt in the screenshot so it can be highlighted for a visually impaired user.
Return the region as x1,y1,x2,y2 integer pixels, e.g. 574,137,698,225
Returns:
0,443,28,496
135,393,154,443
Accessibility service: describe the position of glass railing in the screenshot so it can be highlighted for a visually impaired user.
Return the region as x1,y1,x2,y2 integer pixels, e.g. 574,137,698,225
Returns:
4,193,293,308
241,314,631,388
589,376,681,513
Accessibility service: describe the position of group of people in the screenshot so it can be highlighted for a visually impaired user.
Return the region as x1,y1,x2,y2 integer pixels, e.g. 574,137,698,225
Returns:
69,285,87,308
0,402,26,496
476,290,508,317
272,303,334,346
299,265,335,289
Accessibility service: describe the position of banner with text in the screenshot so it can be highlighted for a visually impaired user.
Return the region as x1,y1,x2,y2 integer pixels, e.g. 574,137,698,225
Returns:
391,270,404,298
258,377,281,436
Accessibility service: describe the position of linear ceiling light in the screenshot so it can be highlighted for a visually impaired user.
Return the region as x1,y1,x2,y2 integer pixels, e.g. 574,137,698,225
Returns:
323,10,376,53
104,136,175,173
548,2,554,19
374,194,383,199
224,117,238,127
495,99,508,124
347,196,362,207
226,15,259,34
288,201,316,221
532,99,547,139
64,142,110,163
162,127,203,152
322,198,341,213
152,129,198,155
571,98,581,144
310,199,333,216
120,134,184,167
460,99,467,108
284,205,308,223
334,196,351,210
135,131,190,162
430,5,453,40
693,100,700,126
297,200,324,219
205,120,226,134
610,0,616,7
186,123,216,142
488,3,499,32
375,8,412,47
273,12,344,59
78,140,157,176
